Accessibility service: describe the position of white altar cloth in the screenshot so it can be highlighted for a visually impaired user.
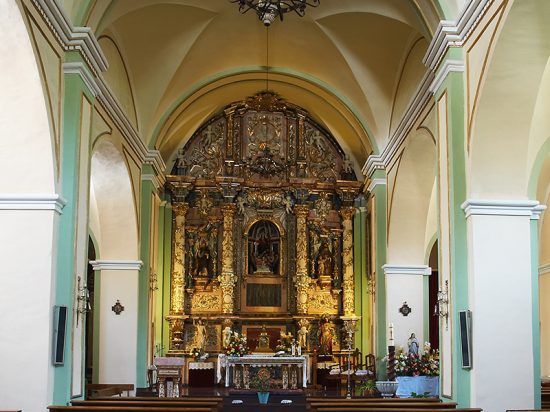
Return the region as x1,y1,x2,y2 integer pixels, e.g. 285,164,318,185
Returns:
224,355,309,389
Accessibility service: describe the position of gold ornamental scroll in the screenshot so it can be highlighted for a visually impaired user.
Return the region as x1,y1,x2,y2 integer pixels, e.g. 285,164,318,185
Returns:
170,202,189,314
294,205,310,314
220,203,237,313
340,206,356,316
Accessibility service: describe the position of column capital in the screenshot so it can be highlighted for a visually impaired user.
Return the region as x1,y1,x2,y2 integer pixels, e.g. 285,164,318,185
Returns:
90,260,143,270
340,206,356,221
294,204,310,218
172,202,189,217
220,202,237,216
461,199,542,218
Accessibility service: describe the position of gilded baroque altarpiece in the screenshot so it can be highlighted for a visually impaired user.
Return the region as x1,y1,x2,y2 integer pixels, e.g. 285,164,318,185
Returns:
164,93,362,356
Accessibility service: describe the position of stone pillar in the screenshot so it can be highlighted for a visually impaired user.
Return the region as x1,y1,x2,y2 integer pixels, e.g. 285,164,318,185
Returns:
220,203,237,313
340,206,356,316
294,205,310,314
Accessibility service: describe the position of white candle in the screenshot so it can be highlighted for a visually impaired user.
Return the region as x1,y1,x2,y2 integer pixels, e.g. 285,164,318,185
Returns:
389,323,394,346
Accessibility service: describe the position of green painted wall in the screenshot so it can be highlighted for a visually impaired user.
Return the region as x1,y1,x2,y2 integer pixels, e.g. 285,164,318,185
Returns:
433,48,470,406
53,55,96,404
369,171,388,380
137,167,154,386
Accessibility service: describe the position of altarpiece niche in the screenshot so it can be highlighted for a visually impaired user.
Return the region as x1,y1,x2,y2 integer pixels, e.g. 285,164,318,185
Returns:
164,92,362,359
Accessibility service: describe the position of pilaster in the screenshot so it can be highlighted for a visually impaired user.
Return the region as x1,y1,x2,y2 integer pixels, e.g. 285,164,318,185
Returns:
294,205,311,314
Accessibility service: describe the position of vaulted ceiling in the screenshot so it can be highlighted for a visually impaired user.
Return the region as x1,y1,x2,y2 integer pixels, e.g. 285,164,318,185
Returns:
66,0,445,174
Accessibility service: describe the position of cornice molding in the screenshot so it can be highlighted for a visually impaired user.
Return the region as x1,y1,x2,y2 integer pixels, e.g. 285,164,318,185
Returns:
539,263,550,276
362,70,434,178
382,264,432,276
32,0,108,76
366,178,387,193
424,0,493,72
63,62,101,97
461,199,543,218
532,205,546,220
32,0,167,181
0,194,67,214
429,59,465,94
90,260,143,270
142,173,161,191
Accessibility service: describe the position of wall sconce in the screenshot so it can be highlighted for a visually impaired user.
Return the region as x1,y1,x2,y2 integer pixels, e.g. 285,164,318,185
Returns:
76,276,91,326
434,279,449,330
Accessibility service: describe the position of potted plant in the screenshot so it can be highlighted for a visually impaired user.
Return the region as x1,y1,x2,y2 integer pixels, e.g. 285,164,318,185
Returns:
357,379,378,397
250,368,278,404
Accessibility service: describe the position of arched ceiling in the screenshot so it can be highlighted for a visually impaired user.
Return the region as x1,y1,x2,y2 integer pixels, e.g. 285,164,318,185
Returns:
73,0,440,174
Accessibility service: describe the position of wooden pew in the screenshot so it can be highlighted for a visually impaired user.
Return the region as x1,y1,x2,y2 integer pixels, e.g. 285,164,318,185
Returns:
309,401,457,411
85,384,135,398
49,406,212,412
313,409,482,412
71,400,219,412
307,398,442,409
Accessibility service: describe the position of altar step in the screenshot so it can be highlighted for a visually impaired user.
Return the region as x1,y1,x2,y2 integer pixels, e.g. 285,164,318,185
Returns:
223,391,307,412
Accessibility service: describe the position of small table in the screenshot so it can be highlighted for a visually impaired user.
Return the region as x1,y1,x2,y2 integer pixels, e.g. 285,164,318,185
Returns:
188,361,215,387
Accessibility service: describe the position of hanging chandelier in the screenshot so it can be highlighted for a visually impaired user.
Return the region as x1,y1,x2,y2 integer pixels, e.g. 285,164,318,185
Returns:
228,0,320,26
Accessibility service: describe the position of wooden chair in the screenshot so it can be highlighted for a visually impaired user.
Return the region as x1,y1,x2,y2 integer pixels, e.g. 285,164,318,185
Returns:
351,352,376,394
326,350,359,394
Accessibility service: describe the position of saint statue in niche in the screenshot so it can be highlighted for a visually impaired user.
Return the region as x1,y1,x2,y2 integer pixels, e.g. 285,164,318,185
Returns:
316,240,333,279
195,239,212,278
248,220,280,275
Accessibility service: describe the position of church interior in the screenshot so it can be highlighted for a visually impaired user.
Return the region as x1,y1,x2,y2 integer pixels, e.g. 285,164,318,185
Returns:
3,1,550,411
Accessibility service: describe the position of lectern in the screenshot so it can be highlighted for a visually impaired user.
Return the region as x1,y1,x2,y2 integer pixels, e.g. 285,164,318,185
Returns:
153,357,185,397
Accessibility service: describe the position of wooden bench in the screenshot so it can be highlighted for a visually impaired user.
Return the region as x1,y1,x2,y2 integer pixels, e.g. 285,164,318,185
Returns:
49,406,213,412
85,384,135,399
77,397,223,403
309,402,457,411
313,408,482,412
71,400,219,412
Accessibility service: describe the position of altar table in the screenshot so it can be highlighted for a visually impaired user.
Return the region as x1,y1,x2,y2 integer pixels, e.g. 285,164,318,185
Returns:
188,361,215,387
225,355,309,389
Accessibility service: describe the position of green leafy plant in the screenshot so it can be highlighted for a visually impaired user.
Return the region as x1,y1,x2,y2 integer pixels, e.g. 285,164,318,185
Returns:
357,380,378,396
411,391,431,398
250,368,279,393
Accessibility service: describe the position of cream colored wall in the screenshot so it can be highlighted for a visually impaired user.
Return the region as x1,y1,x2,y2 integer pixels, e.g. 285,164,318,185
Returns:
90,140,140,386
387,131,436,264
0,2,60,410
98,35,139,131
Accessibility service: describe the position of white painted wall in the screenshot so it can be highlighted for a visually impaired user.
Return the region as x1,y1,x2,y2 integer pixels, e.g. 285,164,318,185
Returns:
465,207,535,411
0,210,59,411
384,266,430,350
98,269,139,386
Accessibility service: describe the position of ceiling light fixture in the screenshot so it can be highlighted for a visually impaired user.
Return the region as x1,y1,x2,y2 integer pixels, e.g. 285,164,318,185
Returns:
228,0,320,26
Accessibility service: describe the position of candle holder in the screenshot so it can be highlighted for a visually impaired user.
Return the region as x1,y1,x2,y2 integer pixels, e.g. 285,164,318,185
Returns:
435,280,449,330
341,316,360,399
387,345,396,381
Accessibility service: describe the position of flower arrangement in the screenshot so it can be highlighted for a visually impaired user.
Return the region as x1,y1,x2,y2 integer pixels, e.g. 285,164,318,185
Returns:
189,347,202,361
275,331,295,352
383,342,439,377
223,332,251,357
250,368,279,393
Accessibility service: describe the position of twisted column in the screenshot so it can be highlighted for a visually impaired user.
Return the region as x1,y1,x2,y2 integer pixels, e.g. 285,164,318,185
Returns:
294,205,310,314
340,206,356,316
220,203,237,313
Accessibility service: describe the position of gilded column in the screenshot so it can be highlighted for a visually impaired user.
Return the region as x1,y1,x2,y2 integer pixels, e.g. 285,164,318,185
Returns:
294,205,310,314
220,203,237,313
340,206,356,316
170,202,189,314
